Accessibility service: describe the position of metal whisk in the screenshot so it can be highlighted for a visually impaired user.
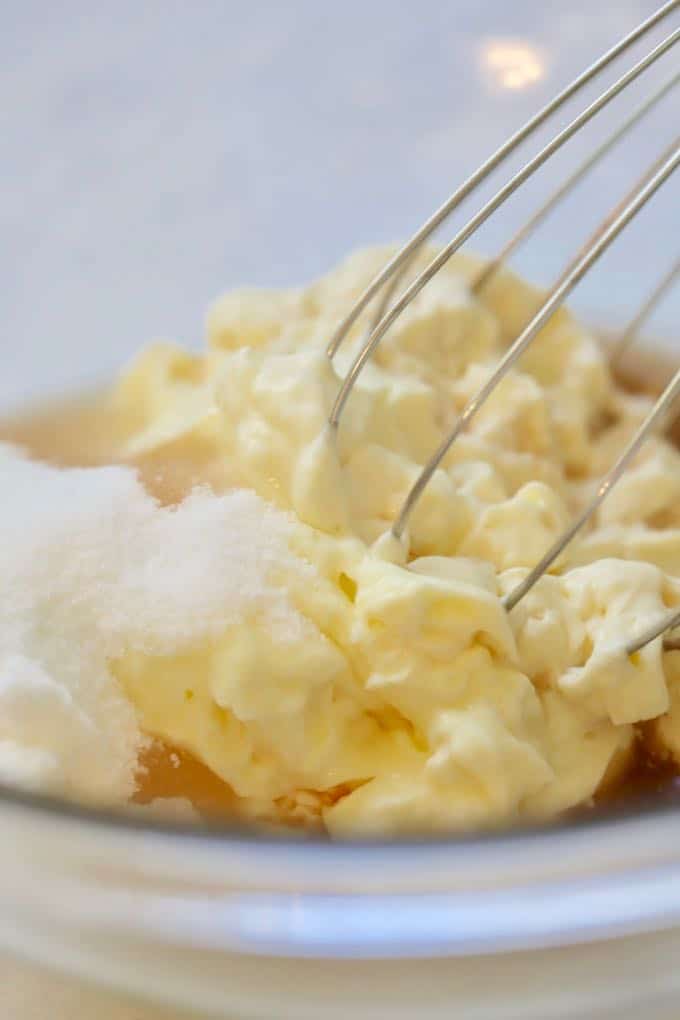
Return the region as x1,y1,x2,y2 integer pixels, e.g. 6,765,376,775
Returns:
327,1,680,655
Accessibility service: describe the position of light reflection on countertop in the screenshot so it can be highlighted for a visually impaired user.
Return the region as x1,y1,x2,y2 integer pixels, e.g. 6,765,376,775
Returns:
479,38,547,91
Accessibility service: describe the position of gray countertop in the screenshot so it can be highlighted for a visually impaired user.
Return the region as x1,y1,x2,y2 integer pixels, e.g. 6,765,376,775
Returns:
1,952,195,1020
2,0,676,409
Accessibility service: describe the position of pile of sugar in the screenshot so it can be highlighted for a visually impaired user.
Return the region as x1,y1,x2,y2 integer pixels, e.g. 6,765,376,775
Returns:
0,443,306,804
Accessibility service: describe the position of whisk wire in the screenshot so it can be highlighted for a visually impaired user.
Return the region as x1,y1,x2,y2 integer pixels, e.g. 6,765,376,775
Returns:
611,256,680,367
628,607,680,655
505,362,680,611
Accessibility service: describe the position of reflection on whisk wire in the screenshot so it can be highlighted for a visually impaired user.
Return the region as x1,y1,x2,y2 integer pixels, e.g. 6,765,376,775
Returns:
327,1,680,655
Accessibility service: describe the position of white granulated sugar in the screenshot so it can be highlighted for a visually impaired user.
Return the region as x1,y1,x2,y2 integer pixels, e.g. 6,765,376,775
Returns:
0,443,307,804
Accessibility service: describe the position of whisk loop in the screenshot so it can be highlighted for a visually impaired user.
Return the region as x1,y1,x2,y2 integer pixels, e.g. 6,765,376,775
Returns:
370,71,679,332
327,3,679,653
326,0,679,366
328,27,679,430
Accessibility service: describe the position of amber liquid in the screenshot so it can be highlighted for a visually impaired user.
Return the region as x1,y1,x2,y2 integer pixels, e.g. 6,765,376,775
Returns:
1,343,679,826
133,742,239,820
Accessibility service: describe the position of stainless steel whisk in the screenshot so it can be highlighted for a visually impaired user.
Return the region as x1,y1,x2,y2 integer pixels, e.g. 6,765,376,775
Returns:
327,1,680,656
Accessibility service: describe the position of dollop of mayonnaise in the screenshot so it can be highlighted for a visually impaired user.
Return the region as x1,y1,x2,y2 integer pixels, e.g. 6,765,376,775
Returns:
5,245,680,834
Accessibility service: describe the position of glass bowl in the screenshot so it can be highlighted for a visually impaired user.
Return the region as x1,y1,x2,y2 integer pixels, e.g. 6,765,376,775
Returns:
1,1,678,1017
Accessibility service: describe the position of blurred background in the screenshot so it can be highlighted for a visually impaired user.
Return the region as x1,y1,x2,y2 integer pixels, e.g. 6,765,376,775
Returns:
2,0,676,408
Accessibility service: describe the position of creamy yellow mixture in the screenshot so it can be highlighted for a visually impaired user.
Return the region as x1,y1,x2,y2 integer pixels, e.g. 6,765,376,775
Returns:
2,246,680,835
